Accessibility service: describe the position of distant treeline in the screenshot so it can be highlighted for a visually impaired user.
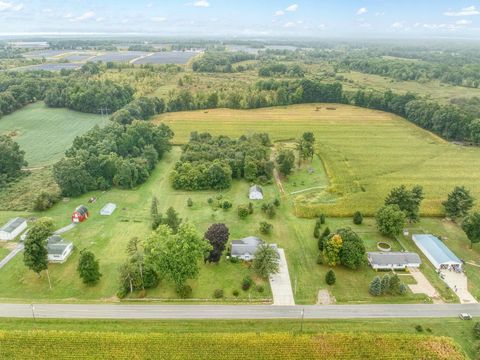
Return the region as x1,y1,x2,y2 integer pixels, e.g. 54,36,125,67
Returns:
339,57,480,88
258,63,304,77
53,121,173,197
192,51,256,73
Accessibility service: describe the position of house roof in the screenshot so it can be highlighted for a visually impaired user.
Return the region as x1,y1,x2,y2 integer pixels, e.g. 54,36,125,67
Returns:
231,236,263,256
0,217,26,233
367,252,421,266
75,205,88,215
47,235,72,255
412,234,461,266
249,185,263,194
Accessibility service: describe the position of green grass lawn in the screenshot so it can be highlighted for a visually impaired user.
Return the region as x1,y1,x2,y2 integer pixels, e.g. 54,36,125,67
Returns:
155,104,480,217
0,102,104,167
0,318,475,358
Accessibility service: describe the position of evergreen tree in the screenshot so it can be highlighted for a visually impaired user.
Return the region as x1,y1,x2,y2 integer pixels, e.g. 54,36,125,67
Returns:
325,269,336,285
165,207,182,234
369,276,382,296
443,186,475,220
461,212,480,248
353,211,363,225
381,274,391,295
77,249,102,285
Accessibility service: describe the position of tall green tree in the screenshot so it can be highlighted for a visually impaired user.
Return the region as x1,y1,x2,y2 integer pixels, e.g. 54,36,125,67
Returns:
253,244,280,278
77,249,102,285
443,186,475,220
204,223,229,263
376,204,406,238
276,149,295,176
462,212,480,249
323,234,343,267
0,135,27,185
384,185,424,222
325,269,336,285
23,218,53,287
144,223,211,292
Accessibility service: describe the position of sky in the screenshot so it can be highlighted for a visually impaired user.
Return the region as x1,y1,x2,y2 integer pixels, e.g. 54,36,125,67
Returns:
1,0,480,38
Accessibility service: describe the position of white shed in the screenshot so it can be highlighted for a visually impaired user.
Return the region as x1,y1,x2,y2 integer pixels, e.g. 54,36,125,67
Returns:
0,217,27,241
249,185,264,200
100,203,117,216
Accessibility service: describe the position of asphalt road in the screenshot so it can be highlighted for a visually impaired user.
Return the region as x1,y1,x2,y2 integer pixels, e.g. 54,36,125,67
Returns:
2,303,480,320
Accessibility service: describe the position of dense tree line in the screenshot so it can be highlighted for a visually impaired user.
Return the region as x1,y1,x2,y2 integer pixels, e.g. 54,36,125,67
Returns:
170,132,273,191
258,63,304,77
192,51,256,73
0,135,27,186
340,57,480,88
110,96,165,124
53,121,173,197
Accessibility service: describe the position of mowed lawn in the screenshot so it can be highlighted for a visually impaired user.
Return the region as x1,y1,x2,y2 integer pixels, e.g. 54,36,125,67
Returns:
154,104,480,217
0,102,104,167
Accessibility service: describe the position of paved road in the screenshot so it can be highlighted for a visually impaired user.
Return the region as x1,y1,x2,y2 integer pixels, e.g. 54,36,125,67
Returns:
2,303,480,319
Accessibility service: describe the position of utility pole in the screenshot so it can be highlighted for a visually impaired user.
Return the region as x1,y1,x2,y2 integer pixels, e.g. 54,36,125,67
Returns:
300,308,305,333
31,304,36,321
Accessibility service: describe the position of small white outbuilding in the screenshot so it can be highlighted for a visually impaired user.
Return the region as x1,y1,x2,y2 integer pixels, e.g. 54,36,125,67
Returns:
100,203,117,216
0,217,27,241
249,185,264,200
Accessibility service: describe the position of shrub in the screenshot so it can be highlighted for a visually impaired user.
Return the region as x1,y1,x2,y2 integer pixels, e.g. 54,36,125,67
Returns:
33,191,60,211
319,214,326,224
325,269,336,285
216,194,223,200
353,211,363,225
415,325,424,333
259,221,273,235
248,202,254,214
177,284,192,299
207,197,214,205
313,222,321,239
213,289,224,299
256,284,265,293
187,198,193,207
230,256,240,263
221,201,232,210
369,276,382,296
473,322,480,339
242,276,253,291
316,253,323,265
116,289,127,299
237,205,250,219
273,198,280,207
232,289,239,297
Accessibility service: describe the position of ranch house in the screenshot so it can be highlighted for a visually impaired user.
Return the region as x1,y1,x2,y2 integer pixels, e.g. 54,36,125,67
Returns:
47,235,74,263
367,252,422,271
0,217,27,241
231,236,277,261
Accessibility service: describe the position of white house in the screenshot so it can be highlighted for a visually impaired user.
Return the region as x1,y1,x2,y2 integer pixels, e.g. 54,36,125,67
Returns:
249,185,264,200
231,236,277,261
100,203,117,216
412,234,462,270
47,235,74,263
0,217,27,241
367,252,422,270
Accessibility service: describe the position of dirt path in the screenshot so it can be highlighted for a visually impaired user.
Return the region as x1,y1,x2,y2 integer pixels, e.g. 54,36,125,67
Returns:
289,185,326,196
273,168,286,196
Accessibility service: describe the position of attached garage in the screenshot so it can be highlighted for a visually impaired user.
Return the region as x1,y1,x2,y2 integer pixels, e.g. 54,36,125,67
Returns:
412,234,462,270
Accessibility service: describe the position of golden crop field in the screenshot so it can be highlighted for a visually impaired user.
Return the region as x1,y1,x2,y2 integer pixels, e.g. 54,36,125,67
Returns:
0,330,465,359
154,104,480,217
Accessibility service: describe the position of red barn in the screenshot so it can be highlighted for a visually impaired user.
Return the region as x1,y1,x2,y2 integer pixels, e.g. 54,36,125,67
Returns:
72,205,89,223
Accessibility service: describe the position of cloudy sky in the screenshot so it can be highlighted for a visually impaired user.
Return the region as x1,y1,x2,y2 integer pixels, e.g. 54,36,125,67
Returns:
1,0,480,37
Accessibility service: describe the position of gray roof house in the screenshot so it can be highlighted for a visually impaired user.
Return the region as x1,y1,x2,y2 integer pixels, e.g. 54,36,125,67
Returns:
0,217,27,241
249,185,264,200
367,252,422,270
47,235,74,263
231,236,277,261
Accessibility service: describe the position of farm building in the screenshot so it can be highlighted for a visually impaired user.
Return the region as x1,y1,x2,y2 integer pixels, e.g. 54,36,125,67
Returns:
47,235,73,263
231,236,277,261
249,185,264,200
367,252,421,270
72,205,89,223
0,217,27,241
100,203,117,216
412,234,462,270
